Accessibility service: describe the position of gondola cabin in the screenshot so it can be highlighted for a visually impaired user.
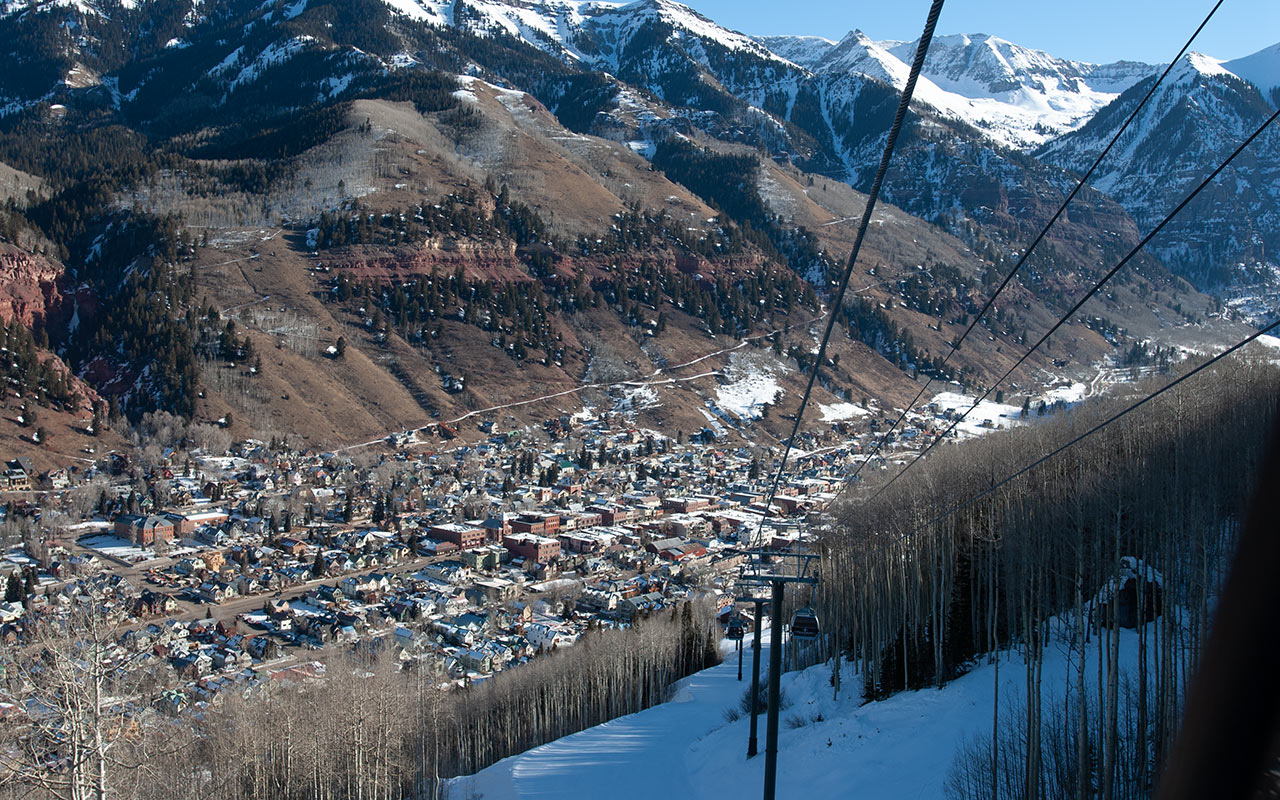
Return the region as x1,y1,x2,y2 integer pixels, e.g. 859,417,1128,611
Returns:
727,621,745,640
790,608,820,640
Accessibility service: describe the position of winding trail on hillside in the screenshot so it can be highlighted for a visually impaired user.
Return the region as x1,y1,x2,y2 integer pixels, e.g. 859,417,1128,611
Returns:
333,311,828,452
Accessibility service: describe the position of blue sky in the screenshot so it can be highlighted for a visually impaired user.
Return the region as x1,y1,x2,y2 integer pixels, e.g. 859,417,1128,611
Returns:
682,0,1279,64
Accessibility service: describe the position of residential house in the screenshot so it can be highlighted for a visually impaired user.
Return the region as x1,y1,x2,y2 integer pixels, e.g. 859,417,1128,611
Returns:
2,460,32,491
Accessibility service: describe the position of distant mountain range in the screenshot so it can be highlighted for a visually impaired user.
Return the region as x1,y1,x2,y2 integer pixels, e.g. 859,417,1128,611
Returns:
763,30,1153,149
0,0,1274,294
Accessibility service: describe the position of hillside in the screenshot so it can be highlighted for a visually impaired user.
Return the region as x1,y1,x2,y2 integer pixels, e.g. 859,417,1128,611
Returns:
0,0,1260,457
449,623,1154,800
168,92,1138,447
1040,47,1280,291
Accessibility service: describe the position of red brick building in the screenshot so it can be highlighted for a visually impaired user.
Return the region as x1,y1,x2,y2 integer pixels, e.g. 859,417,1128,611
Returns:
510,512,561,536
662,496,710,513
165,510,230,539
503,533,561,564
115,514,175,546
429,522,485,550
589,505,635,525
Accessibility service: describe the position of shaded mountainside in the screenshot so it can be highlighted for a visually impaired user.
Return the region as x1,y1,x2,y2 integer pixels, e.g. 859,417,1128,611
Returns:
0,0,1252,452
1039,50,1280,289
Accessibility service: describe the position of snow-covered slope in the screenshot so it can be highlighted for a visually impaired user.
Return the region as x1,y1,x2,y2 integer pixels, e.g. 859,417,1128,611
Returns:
449,620,1159,800
375,0,788,67
753,34,835,69
794,30,1154,150
0,0,138,16
583,0,788,71
363,0,604,59
891,33,1152,96
1223,41,1280,104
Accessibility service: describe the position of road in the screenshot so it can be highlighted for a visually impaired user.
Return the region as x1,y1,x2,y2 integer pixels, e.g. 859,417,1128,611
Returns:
151,550,455,626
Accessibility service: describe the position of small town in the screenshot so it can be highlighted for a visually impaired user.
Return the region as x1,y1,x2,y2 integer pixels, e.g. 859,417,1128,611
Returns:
0,403,872,714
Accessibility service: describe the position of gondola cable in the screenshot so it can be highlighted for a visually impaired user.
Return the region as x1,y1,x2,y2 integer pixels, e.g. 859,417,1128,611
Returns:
844,0,1228,490
751,0,947,555
869,102,1280,503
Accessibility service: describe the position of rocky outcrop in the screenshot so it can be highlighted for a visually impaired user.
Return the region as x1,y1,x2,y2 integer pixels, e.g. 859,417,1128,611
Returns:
0,244,66,331
0,243,101,413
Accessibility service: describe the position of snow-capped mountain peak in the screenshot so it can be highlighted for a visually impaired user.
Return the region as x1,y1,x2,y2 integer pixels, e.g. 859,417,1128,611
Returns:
1175,51,1237,82
787,28,1154,150
891,31,1155,104
752,34,835,70
891,32,1085,97
813,29,913,88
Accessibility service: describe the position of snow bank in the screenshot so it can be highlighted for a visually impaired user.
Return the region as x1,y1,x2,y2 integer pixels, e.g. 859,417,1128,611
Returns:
931,391,1023,438
1039,381,1086,405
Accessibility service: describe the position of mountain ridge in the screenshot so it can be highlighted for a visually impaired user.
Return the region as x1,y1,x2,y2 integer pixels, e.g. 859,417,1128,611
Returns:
0,0,1264,448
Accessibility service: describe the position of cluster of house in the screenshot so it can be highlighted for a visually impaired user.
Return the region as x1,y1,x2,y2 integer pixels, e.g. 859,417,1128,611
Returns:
0,406,882,712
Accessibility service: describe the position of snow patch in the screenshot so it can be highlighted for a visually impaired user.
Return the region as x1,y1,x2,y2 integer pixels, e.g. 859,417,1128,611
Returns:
231,36,315,87
818,402,869,422
715,354,782,420
615,384,658,414
932,390,1023,439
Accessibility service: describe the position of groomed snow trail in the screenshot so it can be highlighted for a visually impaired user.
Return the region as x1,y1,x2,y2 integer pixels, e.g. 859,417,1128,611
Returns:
447,640,761,799
449,620,1154,800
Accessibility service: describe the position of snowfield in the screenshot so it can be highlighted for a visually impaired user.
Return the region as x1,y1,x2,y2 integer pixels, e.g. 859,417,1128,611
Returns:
931,391,1023,438
449,618,1151,800
714,354,782,420
818,401,870,421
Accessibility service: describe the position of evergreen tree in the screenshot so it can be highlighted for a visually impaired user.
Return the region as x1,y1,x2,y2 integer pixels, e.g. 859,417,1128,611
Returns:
4,572,25,603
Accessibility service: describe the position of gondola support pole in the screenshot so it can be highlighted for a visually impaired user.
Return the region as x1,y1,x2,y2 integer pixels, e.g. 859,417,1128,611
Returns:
748,598,764,756
763,580,785,800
